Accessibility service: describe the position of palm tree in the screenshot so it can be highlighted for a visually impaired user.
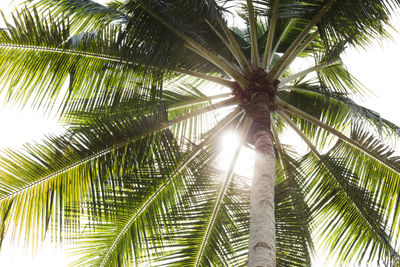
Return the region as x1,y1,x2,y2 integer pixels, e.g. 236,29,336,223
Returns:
1,0,400,266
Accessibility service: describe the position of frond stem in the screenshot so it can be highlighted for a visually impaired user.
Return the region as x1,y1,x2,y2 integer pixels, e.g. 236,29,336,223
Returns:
184,43,248,87
168,93,232,111
0,43,125,63
0,43,234,85
268,0,336,81
278,86,325,96
269,19,294,69
175,68,235,88
205,19,248,72
246,0,260,67
279,59,341,85
215,15,252,73
277,110,317,152
262,0,279,69
168,98,237,125
274,30,318,79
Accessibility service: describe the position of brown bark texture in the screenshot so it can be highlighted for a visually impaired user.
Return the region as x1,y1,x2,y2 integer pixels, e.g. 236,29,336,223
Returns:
247,92,276,267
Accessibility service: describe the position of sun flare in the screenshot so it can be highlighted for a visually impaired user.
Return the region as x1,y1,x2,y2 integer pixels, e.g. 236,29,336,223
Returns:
217,131,254,179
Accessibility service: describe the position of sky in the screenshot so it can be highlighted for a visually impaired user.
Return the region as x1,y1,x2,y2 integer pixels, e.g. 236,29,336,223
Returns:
342,17,400,132
0,1,61,149
0,1,399,266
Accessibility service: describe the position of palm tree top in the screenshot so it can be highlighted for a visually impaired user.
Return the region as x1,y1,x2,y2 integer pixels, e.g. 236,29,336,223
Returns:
0,0,400,266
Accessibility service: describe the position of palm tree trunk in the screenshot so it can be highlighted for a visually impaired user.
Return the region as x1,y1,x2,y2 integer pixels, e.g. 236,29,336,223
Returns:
247,93,276,267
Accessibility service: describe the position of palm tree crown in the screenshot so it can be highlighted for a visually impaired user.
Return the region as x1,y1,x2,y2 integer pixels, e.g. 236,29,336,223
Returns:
0,0,400,266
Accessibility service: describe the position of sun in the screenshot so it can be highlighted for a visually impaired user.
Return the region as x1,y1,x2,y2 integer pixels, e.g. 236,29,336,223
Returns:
217,131,254,179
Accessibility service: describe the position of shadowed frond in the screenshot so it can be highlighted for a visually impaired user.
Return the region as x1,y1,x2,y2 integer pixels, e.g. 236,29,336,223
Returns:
0,8,168,112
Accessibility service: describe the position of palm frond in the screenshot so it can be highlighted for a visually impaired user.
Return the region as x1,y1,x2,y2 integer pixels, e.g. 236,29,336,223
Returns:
274,152,314,266
278,84,400,150
272,121,313,266
329,125,400,249
304,152,399,265
66,109,244,266
0,8,167,112
34,0,128,32
0,105,171,247
280,110,400,265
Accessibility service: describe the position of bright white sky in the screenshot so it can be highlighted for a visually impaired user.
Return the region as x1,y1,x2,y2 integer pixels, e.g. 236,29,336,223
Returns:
0,1,399,266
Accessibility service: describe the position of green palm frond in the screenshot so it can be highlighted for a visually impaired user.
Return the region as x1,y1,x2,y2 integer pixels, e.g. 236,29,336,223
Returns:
157,172,250,267
68,147,221,266
61,79,225,123
0,5,231,113
317,0,395,47
280,110,400,265
0,94,238,247
0,105,172,246
34,0,128,32
304,152,399,264
272,121,313,266
0,8,166,111
275,153,313,266
254,0,396,48
67,136,190,266
278,80,400,151
62,85,235,147
329,125,400,245
65,110,244,266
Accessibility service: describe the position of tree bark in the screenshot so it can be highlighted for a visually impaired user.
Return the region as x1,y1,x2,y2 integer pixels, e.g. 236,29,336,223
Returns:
247,93,276,267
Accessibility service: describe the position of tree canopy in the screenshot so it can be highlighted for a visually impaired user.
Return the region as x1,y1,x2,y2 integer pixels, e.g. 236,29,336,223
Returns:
0,0,400,266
